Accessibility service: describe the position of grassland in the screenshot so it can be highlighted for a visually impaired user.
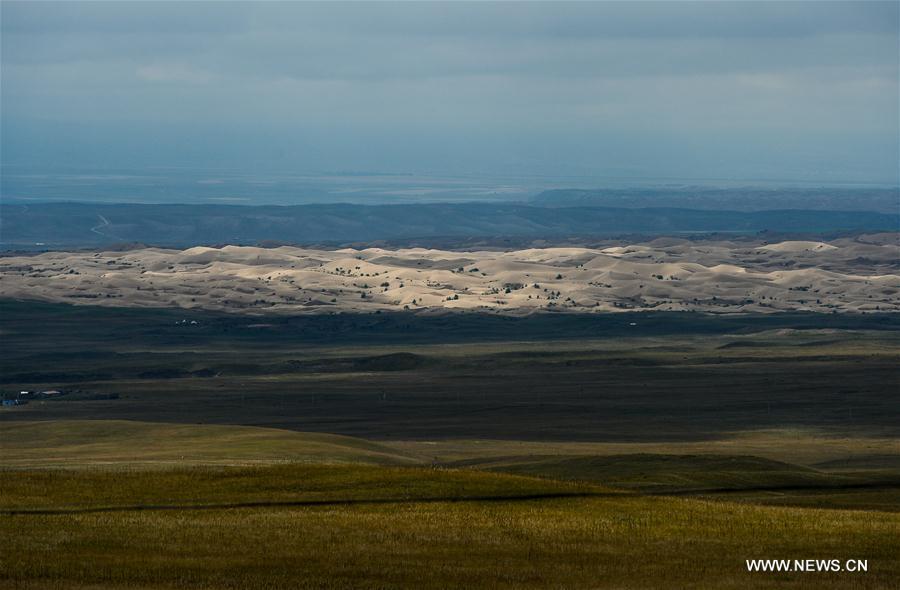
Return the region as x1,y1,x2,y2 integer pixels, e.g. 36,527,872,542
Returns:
3,301,899,442
2,459,899,590
0,465,900,589
0,420,418,468
1,301,898,588
2,420,900,589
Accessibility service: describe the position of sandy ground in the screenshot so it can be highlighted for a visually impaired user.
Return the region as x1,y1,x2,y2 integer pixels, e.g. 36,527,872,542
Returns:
1,234,897,314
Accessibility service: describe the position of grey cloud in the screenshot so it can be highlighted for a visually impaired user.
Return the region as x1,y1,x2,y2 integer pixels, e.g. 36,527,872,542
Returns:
4,1,895,38
1,1,897,183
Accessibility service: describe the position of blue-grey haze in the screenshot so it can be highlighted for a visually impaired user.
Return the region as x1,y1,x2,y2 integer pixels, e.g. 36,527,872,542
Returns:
2,1,898,185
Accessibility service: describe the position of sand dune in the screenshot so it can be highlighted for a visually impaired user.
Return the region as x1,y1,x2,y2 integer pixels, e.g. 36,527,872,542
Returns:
1,236,897,314
759,241,836,252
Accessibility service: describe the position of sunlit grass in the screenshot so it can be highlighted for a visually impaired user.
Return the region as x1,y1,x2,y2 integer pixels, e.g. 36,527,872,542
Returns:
1,464,897,589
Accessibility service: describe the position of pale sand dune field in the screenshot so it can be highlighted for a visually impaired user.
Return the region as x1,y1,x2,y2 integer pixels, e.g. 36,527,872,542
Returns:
1,234,897,314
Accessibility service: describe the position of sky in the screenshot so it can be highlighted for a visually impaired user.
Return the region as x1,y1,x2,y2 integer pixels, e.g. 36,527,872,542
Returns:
2,1,898,184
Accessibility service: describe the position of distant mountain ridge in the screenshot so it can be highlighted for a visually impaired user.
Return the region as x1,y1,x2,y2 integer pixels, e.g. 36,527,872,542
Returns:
532,187,899,214
1,201,896,249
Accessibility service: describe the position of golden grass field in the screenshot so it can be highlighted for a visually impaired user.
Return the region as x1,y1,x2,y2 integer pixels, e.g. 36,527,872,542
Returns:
2,420,899,589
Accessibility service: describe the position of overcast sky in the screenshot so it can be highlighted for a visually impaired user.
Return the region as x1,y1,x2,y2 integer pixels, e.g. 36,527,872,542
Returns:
2,1,897,183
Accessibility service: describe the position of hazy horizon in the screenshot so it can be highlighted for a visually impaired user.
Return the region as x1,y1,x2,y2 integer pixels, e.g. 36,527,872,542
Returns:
2,1,898,186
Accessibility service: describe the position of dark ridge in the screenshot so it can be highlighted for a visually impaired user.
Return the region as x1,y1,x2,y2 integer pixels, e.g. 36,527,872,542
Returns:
533,187,900,214
2,201,896,249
